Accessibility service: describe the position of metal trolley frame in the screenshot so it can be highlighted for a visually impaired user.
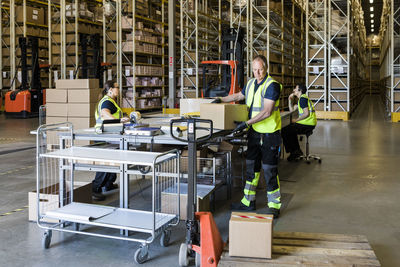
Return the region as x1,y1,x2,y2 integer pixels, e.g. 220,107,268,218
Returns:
36,123,180,264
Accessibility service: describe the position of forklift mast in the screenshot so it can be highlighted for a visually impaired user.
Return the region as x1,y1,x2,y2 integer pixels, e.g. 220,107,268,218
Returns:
79,33,105,87
202,28,244,98
221,28,244,90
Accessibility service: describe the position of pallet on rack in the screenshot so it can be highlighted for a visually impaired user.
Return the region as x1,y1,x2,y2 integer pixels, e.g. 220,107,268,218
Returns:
316,111,350,121
219,231,380,267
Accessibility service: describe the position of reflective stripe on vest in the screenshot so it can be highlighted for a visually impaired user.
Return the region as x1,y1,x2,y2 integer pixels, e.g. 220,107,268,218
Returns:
95,95,123,128
297,94,317,126
245,75,282,133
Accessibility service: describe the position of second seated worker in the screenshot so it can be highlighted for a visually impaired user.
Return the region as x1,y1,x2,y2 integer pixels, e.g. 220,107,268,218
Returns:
281,84,317,161
212,55,282,218
92,80,129,201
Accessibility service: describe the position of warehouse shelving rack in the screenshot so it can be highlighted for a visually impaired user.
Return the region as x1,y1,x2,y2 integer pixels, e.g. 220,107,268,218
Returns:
48,0,103,87
119,0,166,112
306,0,367,121
379,1,391,119
247,0,305,110
1,0,49,91
389,0,400,122
180,0,224,99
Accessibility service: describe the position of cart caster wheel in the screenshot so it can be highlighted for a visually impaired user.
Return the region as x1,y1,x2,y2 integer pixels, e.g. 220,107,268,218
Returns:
134,247,149,264
160,230,171,247
318,159,322,163
178,243,189,267
42,230,52,249
73,223,80,231
195,252,201,267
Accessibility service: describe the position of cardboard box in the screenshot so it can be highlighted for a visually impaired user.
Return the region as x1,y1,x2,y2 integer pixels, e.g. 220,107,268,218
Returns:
200,103,248,130
28,182,92,222
46,116,67,125
180,148,208,173
308,75,324,86
68,117,95,129
56,79,99,89
46,89,68,103
161,185,210,220
309,48,324,59
67,89,102,103
331,77,348,88
229,212,273,258
180,98,214,115
67,103,97,117
46,103,68,117
17,6,45,25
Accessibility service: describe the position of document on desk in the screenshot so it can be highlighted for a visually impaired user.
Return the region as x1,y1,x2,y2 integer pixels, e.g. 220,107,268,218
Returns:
45,202,115,222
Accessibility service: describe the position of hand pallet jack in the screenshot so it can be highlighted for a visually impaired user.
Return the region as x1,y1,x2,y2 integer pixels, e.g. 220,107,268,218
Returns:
170,118,225,267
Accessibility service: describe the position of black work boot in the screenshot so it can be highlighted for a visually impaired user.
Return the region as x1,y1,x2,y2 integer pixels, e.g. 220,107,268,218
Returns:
92,191,106,201
231,201,256,211
265,207,280,218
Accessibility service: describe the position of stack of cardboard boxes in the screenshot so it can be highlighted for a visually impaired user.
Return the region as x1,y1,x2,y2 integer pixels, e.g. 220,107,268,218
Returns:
46,79,101,145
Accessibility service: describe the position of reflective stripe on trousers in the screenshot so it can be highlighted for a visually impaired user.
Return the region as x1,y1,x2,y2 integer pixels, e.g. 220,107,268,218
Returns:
263,163,281,209
241,172,260,206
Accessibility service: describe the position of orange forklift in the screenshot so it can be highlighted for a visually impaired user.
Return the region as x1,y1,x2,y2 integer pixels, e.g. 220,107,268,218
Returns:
4,36,49,118
201,28,244,98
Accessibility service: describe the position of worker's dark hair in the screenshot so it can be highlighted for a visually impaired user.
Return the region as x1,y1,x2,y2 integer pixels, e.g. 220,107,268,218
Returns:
296,84,307,94
103,80,116,95
253,55,267,69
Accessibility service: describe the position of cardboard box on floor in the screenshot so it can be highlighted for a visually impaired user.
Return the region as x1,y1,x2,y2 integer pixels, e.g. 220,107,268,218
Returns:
46,89,68,103
46,103,68,117
28,182,92,222
161,190,209,220
67,103,97,117
200,103,248,130
229,212,273,258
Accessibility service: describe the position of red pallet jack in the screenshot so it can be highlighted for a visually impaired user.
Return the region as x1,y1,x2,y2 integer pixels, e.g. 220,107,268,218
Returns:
170,118,225,267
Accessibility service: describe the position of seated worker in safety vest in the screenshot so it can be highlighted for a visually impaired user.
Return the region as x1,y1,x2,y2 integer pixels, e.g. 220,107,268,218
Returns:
92,80,129,201
281,84,317,161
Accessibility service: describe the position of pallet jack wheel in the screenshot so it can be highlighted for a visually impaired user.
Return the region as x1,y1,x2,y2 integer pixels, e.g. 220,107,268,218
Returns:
134,246,148,264
160,229,171,247
178,243,189,267
42,230,52,249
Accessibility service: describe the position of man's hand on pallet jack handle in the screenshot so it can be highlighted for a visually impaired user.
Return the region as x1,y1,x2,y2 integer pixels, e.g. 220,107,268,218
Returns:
232,121,249,135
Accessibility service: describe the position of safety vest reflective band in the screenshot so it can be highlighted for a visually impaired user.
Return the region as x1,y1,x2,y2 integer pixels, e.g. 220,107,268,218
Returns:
95,95,123,128
297,94,317,126
245,75,282,133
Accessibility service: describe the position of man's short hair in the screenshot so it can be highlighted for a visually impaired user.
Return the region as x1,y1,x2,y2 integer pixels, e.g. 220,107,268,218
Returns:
297,84,307,94
253,55,267,69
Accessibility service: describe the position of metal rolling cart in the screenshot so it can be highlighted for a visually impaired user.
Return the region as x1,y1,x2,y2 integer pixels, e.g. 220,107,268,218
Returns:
36,123,180,264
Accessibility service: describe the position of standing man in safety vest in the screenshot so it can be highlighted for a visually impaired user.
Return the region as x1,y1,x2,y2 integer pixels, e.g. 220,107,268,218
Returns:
281,84,317,161
92,80,129,201
212,55,282,217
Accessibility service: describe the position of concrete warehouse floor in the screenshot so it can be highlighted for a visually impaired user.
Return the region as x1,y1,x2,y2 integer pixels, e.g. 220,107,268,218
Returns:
0,95,399,267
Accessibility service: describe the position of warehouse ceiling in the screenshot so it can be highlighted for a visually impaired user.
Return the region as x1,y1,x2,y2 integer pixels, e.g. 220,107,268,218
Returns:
361,0,383,35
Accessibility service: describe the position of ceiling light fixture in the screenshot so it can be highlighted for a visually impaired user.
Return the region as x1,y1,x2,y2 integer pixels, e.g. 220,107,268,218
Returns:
371,19,374,23
370,14,374,18
370,0,373,3
370,7,374,12
371,29,374,32
371,24,374,28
